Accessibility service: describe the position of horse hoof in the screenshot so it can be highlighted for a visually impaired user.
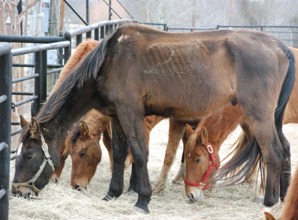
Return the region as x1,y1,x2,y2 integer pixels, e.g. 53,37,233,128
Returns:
134,204,150,214
152,184,165,194
102,194,114,201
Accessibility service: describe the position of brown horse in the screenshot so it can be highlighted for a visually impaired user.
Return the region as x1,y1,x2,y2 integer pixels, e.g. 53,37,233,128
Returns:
12,24,295,213
63,109,112,190
63,111,163,190
183,103,245,200
182,47,298,203
52,39,165,190
46,38,189,191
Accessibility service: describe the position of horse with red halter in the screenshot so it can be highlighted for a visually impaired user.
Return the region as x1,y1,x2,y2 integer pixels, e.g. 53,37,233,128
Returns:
12,23,295,213
181,46,298,205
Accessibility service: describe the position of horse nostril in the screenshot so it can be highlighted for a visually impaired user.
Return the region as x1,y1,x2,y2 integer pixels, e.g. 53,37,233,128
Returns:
73,184,82,191
189,193,195,202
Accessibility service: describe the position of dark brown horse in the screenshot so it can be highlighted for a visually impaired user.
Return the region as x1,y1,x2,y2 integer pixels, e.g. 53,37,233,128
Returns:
12,24,295,213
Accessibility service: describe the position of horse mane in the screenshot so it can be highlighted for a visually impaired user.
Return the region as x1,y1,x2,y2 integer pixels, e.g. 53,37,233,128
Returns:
36,29,117,124
50,39,100,95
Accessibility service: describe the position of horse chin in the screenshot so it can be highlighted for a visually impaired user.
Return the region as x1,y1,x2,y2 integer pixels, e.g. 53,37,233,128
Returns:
186,187,204,203
12,186,38,199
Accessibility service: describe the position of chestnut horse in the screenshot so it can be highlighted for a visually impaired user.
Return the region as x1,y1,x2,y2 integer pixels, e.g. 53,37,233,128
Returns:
182,47,298,203
12,24,295,213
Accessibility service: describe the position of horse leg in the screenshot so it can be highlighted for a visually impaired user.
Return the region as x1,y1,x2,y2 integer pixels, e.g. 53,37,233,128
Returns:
276,126,291,201
172,128,188,184
116,112,151,213
103,117,128,200
127,117,156,195
128,162,138,194
250,122,283,207
102,125,113,172
153,119,185,193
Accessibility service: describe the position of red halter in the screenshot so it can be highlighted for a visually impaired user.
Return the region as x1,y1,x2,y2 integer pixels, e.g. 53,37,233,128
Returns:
184,143,218,190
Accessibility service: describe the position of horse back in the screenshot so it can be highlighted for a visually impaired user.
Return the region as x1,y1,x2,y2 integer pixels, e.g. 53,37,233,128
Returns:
99,24,291,119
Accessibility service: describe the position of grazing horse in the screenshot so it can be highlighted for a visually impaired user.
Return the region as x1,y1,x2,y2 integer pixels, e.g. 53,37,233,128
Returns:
48,38,190,191
183,103,246,200
63,109,112,190
12,24,295,213
20,39,164,190
63,112,162,190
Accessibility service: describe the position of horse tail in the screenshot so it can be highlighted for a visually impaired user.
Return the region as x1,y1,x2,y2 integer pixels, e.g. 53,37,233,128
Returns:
215,46,295,186
275,46,295,128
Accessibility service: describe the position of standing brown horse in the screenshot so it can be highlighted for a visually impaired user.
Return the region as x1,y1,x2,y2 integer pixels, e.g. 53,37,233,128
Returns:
12,24,295,213
45,38,188,191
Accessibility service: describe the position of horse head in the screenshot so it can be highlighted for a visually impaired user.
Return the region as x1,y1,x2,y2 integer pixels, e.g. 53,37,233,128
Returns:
12,116,59,198
184,125,219,202
64,121,102,190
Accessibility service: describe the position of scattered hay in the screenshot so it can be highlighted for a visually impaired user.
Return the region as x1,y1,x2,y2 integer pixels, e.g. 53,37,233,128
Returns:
9,120,298,220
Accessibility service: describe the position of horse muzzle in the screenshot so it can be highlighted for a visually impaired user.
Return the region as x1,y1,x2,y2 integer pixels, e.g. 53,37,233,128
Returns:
186,186,204,203
11,184,38,199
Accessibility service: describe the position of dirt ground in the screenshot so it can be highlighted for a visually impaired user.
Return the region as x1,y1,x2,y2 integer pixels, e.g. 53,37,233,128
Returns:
8,119,298,220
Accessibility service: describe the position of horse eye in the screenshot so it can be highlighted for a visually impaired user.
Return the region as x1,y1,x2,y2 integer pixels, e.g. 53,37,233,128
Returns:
24,153,33,160
79,150,87,158
196,158,202,164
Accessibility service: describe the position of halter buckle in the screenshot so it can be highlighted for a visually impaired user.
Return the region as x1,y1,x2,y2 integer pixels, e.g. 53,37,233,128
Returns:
207,144,213,153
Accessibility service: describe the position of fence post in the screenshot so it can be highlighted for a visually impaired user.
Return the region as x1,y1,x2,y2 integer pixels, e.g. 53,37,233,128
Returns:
41,50,48,103
0,43,12,220
64,31,72,63
31,51,42,116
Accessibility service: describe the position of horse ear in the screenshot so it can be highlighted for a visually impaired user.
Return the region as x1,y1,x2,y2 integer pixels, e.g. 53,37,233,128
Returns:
28,117,40,138
185,124,195,137
79,121,89,137
263,212,276,220
200,126,208,145
19,115,28,128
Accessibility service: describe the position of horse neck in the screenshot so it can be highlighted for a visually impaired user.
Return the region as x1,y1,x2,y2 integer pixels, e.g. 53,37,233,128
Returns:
39,89,97,156
201,104,243,151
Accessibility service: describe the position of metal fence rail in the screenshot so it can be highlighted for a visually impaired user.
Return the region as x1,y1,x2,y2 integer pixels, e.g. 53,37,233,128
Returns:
0,43,12,220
